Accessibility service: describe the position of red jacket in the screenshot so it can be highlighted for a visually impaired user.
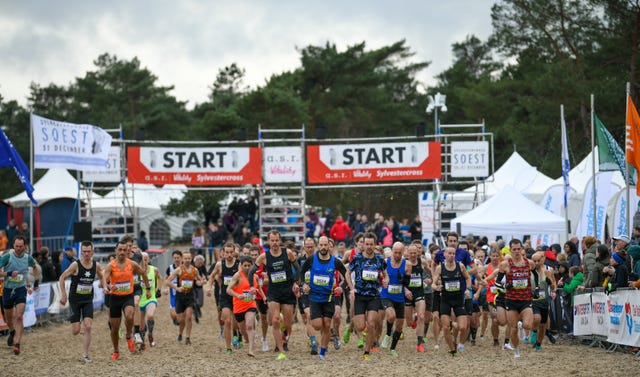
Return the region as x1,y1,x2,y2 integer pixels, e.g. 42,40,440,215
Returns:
330,218,352,241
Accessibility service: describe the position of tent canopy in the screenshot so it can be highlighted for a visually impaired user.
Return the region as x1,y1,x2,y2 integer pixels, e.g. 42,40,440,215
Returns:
5,169,96,207
551,146,626,194
451,185,566,236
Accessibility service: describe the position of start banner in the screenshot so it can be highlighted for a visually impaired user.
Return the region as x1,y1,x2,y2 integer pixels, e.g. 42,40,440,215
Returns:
127,146,262,185
306,142,441,184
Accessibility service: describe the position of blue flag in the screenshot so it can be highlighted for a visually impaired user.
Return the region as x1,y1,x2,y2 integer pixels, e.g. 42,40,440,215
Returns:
560,106,571,208
0,128,37,205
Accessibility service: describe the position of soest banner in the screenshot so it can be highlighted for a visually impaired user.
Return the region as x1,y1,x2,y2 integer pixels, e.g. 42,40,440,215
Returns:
82,146,122,182
127,146,262,185
450,141,489,177
307,142,441,183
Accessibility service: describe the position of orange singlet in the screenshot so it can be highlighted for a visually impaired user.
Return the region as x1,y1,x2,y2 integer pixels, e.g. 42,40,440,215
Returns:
232,270,258,314
178,266,196,294
110,259,134,296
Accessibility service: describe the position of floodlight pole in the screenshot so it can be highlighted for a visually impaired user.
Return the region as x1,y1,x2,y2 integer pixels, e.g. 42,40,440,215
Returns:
427,93,446,244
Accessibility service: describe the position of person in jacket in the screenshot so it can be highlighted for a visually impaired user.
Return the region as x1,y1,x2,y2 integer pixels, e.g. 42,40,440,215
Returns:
562,266,583,305
585,245,610,288
330,216,352,244
604,251,629,293
581,236,598,281
564,241,581,268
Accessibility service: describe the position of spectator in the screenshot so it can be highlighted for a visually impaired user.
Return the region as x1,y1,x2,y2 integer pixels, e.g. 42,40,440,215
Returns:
627,245,640,279
632,226,640,245
409,215,422,241
0,230,7,251
604,250,629,293
61,246,76,272
223,209,237,234
399,218,411,243
330,216,352,244
356,214,371,234
5,219,18,245
345,208,357,232
308,207,319,226
17,222,29,246
137,230,149,251
564,241,581,268
585,244,610,288
37,247,57,282
323,208,335,234
246,196,257,231
51,249,63,279
581,236,598,282
379,220,394,247
562,266,584,305
304,215,315,238
192,226,206,250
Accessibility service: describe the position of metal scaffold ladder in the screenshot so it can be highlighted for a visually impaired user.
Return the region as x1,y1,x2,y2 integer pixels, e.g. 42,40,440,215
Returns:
257,125,306,245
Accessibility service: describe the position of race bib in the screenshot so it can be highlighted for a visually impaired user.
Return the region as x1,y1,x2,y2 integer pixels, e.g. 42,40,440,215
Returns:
362,269,378,281
115,281,131,293
388,284,402,294
76,283,93,295
242,291,255,302
7,273,24,283
444,281,461,292
270,271,287,283
182,279,194,289
134,274,140,283
490,286,497,294
223,276,232,286
312,274,330,286
409,277,422,288
304,271,311,284
513,279,528,289
537,290,546,299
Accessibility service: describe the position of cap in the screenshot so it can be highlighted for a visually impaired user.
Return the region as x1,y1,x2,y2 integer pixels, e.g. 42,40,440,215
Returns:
613,234,631,244
481,245,490,251
252,237,260,245
64,247,74,252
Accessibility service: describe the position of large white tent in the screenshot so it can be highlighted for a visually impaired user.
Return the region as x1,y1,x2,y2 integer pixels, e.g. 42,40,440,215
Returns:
551,147,626,193
451,185,566,236
6,168,98,207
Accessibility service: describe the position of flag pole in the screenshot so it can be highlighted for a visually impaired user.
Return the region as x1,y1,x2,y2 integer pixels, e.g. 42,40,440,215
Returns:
29,114,34,254
626,82,632,236
561,104,569,243
591,94,597,238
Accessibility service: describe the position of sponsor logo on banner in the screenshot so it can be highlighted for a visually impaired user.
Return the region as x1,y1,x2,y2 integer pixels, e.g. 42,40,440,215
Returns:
307,142,441,183
127,146,262,185
450,141,489,177
82,146,122,182
263,146,303,183
31,113,112,171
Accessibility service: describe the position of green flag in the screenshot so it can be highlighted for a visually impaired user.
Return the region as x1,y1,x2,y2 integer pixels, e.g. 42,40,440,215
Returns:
594,113,635,184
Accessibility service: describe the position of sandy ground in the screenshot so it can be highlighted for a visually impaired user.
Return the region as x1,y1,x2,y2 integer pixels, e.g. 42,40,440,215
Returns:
2,294,638,377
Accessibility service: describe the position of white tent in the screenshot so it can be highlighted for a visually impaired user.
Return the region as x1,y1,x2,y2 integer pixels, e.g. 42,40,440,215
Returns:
451,185,566,236
5,168,98,207
551,147,626,194
464,151,555,202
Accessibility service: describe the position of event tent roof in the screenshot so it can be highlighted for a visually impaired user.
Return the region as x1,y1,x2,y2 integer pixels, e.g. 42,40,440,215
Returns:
5,168,97,207
451,185,566,236
551,147,626,193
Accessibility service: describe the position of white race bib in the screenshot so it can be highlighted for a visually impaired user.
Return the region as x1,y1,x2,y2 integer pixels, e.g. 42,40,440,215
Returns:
490,286,497,294
312,274,330,286
115,281,131,293
304,271,311,284
513,279,528,289
362,269,378,281
7,273,24,284
444,281,461,292
181,279,194,289
76,283,93,295
537,290,546,299
409,277,422,288
223,276,232,286
270,271,287,283
388,284,402,294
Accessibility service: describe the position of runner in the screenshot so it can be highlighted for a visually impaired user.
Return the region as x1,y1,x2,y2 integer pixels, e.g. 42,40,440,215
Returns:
226,255,265,357
163,250,182,327
297,237,319,354
380,242,411,357
484,247,511,348
102,240,151,360
431,246,471,356
0,236,40,355
138,252,162,349
208,243,239,353
530,251,556,350
404,242,431,352
59,240,105,362
249,245,269,351
299,236,347,360
122,235,145,348
345,232,388,361
249,230,300,360
341,233,364,347
165,251,202,346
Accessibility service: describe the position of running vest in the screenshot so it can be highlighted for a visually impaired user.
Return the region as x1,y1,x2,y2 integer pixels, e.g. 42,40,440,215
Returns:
265,248,293,290
70,260,96,303
110,259,134,296
351,253,386,297
178,266,196,294
506,259,532,301
407,259,424,294
381,257,406,303
309,253,336,303
530,269,549,301
2,252,34,290
220,259,239,300
232,270,258,314
486,263,499,304
130,252,143,288
440,261,464,298
140,266,157,307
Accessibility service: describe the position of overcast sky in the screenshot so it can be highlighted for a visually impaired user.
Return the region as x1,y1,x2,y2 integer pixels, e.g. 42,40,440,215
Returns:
0,1,495,108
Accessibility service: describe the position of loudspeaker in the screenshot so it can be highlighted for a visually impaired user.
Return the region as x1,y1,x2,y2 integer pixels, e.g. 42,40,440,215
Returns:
415,122,425,137
73,221,93,242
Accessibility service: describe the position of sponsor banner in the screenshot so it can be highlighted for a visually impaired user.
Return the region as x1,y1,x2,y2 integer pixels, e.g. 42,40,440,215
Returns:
574,172,617,241
450,141,489,177
93,280,105,309
591,291,609,337
263,146,303,183
32,114,112,171
572,293,592,336
127,146,262,186
418,191,436,248
24,292,37,328
82,146,122,182
34,282,52,315
307,142,441,183
611,186,640,239
607,290,640,346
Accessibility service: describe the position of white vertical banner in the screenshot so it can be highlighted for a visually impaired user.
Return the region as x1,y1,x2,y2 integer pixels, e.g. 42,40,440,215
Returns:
611,186,640,239
418,191,435,247
574,172,617,241
572,293,592,336
24,292,37,328
34,282,51,315
591,291,609,337
31,114,113,171
82,146,122,182
263,146,303,183
93,280,105,309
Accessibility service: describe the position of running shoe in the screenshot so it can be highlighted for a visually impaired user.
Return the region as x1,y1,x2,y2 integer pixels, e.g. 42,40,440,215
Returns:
371,343,379,353
457,343,465,352
13,343,20,355
177,334,183,342
530,331,537,345
363,353,370,361
319,354,326,361
517,321,525,341
480,335,485,341
546,330,557,344
134,333,143,345
262,338,269,352
523,336,529,345
282,342,289,352
343,326,351,343
381,334,391,349
82,356,91,363
185,337,191,346
7,330,15,346
173,318,179,326
449,350,456,357
127,337,135,352
276,352,287,360
148,335,156,347
232,336,239,348
226,349,232,355
237,341,243,349
493,339,500,346
514,347,521,358
434,343,440,350
535,344,541,351
334,336,341,350
502,342,514,351
111,351,119,360
400,332,404,340
390,349,398,357
310,341,318,355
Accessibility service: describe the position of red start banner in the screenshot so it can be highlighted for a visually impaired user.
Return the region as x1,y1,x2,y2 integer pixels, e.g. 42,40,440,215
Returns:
127,146,262,185
307,142,441,183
